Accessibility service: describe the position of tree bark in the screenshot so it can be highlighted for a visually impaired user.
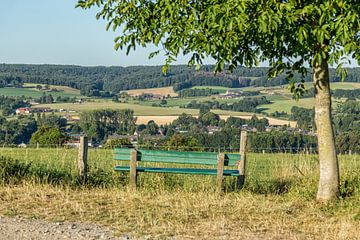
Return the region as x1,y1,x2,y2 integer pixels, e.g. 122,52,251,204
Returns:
313,59,340,202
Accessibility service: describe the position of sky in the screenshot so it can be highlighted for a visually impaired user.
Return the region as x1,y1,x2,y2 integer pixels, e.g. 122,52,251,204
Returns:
0,0,195,66
0,1,358,68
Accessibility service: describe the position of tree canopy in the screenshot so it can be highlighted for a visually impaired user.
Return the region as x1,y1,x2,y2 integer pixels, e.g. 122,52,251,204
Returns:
78,0,359,201
78,0,359,94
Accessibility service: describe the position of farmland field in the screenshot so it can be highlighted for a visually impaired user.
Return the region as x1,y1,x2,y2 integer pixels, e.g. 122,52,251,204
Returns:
0,148,359,239
0,85,81,98
304,81,360,90
126,86,178,97
35,100,296,126
35,100,253,116
23,83,81,95
136,115,296,126
259,97,315,113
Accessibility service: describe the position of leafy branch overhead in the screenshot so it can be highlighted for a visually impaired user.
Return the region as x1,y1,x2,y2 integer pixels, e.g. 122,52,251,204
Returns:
77,0,359,96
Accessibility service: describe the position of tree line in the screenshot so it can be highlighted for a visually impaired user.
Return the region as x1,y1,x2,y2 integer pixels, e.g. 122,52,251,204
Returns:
178,88,220,98
183,97,270,113
1,64,360,96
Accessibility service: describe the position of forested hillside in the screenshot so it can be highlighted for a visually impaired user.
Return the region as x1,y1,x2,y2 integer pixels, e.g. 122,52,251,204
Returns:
1,64,360,96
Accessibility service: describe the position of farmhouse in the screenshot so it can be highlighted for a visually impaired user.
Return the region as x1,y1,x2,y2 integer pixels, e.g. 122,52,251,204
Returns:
16,107,33,115
206,126,221,134
219,89,244,99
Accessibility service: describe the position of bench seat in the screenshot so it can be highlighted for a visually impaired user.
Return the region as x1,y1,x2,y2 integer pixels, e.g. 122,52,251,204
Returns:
114,166,240,176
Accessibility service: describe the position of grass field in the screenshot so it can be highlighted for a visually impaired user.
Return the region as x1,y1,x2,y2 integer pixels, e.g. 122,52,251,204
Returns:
304,82,360,90
0,148,359,239
35,100,254,116
0,85,81,98
259,97,315,113
23,83,81,95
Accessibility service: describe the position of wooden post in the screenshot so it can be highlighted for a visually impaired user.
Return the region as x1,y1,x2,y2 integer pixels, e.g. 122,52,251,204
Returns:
77,136,88,180
129,149,138,190
237,131,247,188
216,153,225,194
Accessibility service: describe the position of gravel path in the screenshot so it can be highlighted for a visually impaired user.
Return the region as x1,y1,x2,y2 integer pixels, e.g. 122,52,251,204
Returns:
0,216,128,240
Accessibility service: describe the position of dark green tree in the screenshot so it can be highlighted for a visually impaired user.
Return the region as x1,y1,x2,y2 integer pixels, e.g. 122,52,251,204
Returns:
30,126,66,146
78,0,360,201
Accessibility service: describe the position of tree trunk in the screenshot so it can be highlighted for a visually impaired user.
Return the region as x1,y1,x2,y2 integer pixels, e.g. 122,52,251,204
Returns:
313,59,340,202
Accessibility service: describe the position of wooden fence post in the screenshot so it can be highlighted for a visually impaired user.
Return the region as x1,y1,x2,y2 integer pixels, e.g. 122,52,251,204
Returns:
77,136,88,180
130,149,138,190
216,152,225,194
237,131,247,188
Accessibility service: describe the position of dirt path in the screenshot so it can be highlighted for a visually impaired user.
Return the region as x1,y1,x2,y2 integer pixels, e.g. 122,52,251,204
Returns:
0,216,127,240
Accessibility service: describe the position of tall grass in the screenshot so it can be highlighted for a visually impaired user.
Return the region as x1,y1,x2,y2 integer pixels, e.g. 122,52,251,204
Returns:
1,148,360,238
0,148,359,196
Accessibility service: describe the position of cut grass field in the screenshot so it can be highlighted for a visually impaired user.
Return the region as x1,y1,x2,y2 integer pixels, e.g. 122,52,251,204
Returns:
0,148,359,239
126,86,178,97
136,115,296,127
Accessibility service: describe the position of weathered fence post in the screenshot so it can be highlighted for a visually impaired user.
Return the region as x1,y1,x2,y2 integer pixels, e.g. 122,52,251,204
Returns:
129,149,138,190
77,135,88,180
237,131,248,188
216,152,225,194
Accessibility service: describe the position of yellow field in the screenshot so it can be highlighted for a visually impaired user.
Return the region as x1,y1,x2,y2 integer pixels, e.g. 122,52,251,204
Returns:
118,114,297,127
126,86,178,97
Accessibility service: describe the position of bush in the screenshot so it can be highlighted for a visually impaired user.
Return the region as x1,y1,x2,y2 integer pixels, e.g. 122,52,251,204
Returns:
103,138,133,149
0,156,31,184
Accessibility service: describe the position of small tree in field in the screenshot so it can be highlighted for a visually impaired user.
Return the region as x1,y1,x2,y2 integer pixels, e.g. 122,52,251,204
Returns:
78,0,359,201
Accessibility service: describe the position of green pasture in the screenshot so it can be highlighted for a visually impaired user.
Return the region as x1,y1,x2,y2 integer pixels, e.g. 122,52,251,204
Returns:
35,100,252,116
259,97,315,114
303,82,360,90
0,86,81,98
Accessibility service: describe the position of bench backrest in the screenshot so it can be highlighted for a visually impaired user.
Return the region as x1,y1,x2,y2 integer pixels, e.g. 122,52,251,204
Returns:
114,148,240,166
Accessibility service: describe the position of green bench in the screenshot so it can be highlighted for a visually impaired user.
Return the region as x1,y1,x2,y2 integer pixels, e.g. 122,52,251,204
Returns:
114,148,246,192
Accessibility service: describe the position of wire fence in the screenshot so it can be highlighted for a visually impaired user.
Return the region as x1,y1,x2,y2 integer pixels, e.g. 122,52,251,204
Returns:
2,142,358,155
1,144,359,192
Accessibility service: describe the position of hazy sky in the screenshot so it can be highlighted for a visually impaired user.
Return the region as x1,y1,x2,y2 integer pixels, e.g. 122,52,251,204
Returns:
0,0,195,66
1,1,358,68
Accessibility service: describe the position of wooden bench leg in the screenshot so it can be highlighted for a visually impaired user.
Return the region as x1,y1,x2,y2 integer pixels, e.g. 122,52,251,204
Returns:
217,153,225,194
130,149,138,190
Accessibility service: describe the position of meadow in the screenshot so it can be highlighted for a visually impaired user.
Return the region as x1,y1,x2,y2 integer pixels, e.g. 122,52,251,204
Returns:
0,148,359,239
0,84,81,98
35,99,261,117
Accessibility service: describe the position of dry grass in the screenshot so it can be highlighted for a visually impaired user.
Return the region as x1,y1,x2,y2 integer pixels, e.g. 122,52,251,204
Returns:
1,149,359,239
1,183,359,239
126,86,178,97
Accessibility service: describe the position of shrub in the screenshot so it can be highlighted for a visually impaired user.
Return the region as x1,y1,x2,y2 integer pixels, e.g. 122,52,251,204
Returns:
0,156,31,184
103,138,133,149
